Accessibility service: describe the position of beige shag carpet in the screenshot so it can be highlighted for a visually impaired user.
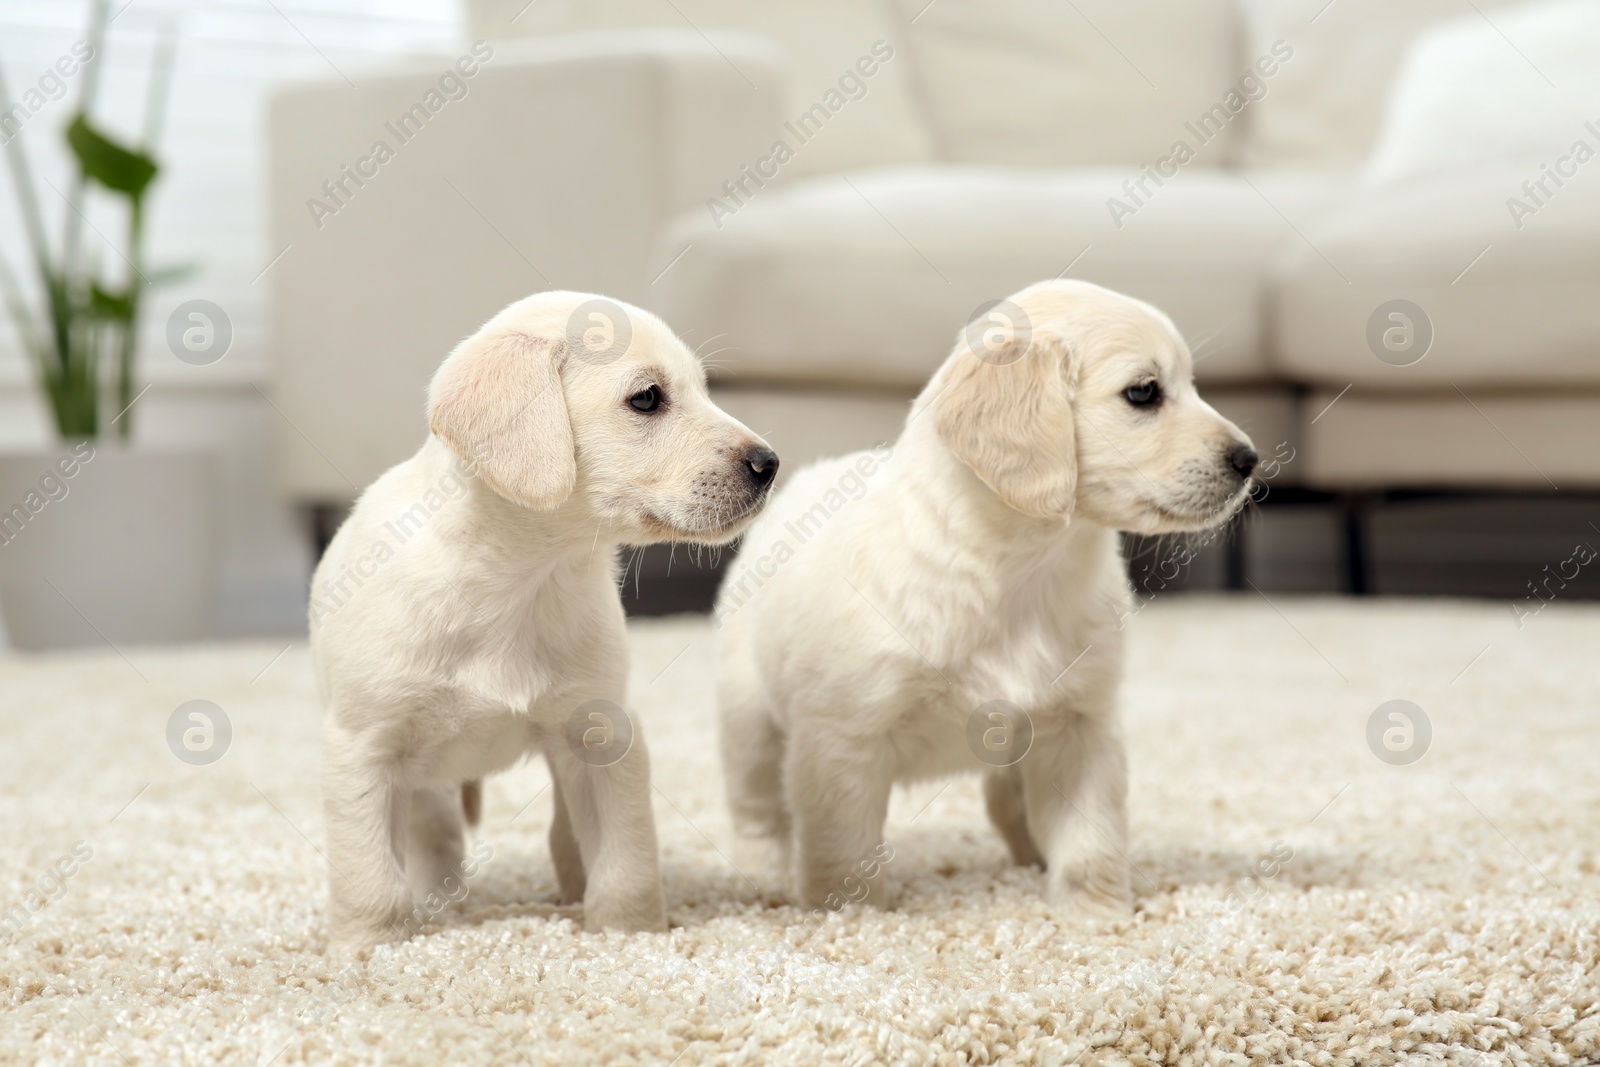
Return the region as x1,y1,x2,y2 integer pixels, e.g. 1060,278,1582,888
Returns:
2,596,1598,1066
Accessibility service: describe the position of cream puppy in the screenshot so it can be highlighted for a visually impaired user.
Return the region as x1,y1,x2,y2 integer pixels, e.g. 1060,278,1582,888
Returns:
312,291,776,951
717,279,1255,917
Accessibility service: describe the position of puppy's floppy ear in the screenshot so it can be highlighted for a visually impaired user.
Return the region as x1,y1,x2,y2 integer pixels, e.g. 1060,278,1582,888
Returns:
427,329,575,509
931,332,1077,520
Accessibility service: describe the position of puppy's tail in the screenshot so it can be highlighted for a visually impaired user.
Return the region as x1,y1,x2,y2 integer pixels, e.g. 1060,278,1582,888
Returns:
461,779,483,827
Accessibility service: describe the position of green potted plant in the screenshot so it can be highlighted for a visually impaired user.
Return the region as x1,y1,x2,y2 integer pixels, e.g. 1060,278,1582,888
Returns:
0,0,213,650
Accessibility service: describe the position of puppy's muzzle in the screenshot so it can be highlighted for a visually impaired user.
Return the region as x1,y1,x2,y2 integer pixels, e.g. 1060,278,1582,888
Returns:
742,446,779,491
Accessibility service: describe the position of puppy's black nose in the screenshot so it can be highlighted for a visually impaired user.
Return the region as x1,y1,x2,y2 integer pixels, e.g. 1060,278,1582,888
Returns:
744,445,779,488
1229,444,1259,480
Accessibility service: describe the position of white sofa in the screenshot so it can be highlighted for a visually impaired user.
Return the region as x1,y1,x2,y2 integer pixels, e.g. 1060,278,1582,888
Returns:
268,0,1600,587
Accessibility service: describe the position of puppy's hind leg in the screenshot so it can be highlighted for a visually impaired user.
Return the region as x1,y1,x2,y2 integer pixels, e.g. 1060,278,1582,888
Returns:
984,768,1045,869
548,775,587,906
787,728,895,910
405,785,466,904
718,660,791,888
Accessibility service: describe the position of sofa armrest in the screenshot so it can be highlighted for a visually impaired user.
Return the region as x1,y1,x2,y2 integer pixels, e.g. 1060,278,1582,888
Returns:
267,30,783,499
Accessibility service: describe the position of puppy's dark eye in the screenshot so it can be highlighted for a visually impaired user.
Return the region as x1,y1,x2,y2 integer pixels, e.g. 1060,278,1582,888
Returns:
1124,381,1161,408
628,386,662,413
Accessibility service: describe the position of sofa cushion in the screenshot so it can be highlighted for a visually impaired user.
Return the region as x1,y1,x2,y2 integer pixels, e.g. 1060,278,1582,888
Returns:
1271,165,1600,389
464,0,935,179
888,0,1247,166
1240,0,1520,168
649,166,1350,389
1363,0,1600,186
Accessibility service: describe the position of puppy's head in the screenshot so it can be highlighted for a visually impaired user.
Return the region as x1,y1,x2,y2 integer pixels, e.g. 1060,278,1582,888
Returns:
427,291,776,544
924,279,1255,534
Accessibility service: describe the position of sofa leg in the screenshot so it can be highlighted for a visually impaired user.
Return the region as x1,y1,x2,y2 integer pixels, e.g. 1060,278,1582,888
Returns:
305,503,346,566
1340,493,1373,595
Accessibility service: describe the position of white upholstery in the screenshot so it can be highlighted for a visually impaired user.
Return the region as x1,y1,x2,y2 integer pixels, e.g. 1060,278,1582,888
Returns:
651,167,1351,387
464,0,935,179
1272,2,1600,393
265,3,1599,498
1240,0,1519,168
886,0,1247,166
1271,163,1600,389
1364,0,1600,185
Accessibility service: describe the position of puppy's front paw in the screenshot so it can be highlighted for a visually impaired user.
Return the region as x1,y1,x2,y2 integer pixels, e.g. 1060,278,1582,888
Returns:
1050,886,1133,922
1047,856,1133,921
582,885,667,934
330,909,415,956
328,878,420,955
797,864,894,913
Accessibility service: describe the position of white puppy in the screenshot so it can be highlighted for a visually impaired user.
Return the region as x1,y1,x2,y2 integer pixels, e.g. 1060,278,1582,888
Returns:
312,291,776,951
716,279,1255,917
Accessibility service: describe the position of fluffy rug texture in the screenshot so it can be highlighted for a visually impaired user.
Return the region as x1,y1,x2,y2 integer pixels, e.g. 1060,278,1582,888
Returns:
1,596,1597,1066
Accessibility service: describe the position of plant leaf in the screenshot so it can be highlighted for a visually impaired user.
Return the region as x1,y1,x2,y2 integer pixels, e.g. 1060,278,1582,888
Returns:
145,261,199,288
66,113,158,197
89,282,134,321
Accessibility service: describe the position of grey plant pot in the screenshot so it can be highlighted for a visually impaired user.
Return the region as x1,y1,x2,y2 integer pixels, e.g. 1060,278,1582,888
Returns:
0,444,214,650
